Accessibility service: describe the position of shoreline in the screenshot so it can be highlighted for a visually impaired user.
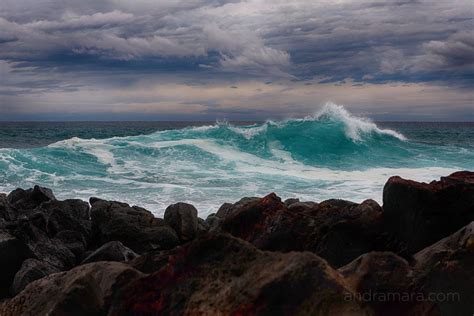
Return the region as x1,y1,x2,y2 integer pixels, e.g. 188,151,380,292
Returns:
0,171,473,315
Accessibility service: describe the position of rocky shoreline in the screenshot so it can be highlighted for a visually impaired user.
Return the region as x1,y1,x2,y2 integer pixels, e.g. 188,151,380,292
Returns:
0,171,473,315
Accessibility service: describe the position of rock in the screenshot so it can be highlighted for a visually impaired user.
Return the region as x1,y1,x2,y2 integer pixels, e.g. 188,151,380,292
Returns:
412,222,474,315
0,194,16,221
130,250,171,274
339,252,417,315
12,216,76,270
204,214,221,232
110,234,368,315
11,259,59,295
0,262,144,316
91,199,179,253
164,202,198,242
7,185,55,211
197,217,209,234
81,241,138,264
56,230,88,262
39,199,91,239
221,193,388,267
383,171,474,254
287,201,319,212
216,197,260,219
0,229,32,297
284,198,300,206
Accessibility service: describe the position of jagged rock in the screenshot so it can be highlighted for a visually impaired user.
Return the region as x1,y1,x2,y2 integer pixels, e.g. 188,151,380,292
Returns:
383,171,474,254
0,193,16,221
81,241,138,264
216,197,260,219
56,230,88,262
221,193,388,267
7,185,55,211
197,217,209,234
0,262,144,316
164,202,198,242
11,215,76,270
110,234,368,315
91,199,179,253
11,258,59,295
287,201,318,212
204,214,221,232
0,229,32,297
284,197,300,206
39,199,91,240
412,222,474,315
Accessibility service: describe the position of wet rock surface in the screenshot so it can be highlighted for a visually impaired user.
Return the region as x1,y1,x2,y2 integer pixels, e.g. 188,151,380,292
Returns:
0,171,472,315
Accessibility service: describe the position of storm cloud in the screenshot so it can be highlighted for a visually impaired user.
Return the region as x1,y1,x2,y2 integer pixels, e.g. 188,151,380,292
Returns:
0,0,473,120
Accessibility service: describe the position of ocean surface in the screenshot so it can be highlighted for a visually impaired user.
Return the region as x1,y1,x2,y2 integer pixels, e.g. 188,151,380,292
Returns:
1,104,473,216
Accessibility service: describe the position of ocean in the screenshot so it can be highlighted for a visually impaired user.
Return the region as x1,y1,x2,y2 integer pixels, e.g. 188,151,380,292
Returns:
1,104,473,216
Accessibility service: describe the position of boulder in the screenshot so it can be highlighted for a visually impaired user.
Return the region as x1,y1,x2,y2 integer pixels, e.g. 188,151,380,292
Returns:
339,252,418,315
383,171,474,254
221,193,389,267
164,202,198,242
0,262,144,316
91,199,179,253
110,234,369,315
0,229,32,297
56,230,88,262
39,199,91,240
11,258,59,295
81,241,138,264
12,216,76,270
7,185,55,211
412,222,474,315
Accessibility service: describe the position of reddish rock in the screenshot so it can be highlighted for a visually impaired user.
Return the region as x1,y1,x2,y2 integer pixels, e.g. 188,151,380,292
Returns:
383,171,474,254
110,233,369,316
220,193,388,267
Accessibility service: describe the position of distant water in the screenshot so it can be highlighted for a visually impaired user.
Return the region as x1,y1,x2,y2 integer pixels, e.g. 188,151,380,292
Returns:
1,103,473,216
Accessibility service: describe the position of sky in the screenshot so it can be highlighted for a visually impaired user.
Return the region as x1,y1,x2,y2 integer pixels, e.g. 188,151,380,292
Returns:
0,0,473,121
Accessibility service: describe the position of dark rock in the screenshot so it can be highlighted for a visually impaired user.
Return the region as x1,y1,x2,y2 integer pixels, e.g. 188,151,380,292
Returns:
0,229,33,297
81,241,138,264
204,214,221,232
215,202,233,218
284,198,300,206
221,193,388,267
0,262,144,316
383,171,474,254
412,222,474,315
91,200,179,253
287,201,318,212
340,252,418,315
11,259,59,295
39,199,91,239
56,230,87,262
164,202,198,242
7,185,55,210
130,250,171,274
12,216,76,270
197,217,209,234
0,194,16,221
110,234,368,315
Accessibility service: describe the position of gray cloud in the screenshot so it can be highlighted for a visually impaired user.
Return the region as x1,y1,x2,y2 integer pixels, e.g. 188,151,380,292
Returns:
0,0,472,119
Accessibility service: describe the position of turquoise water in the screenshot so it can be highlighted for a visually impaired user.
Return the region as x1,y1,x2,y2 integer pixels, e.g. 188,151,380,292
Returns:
1,104,473,216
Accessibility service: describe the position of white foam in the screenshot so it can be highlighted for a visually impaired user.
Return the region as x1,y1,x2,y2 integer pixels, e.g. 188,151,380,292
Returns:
313,102,407,141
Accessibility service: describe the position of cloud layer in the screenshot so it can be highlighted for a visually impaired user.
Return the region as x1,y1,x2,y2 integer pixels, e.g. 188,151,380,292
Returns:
0,0,473,120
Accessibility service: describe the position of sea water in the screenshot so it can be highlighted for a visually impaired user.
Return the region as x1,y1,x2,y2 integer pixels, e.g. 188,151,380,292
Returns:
1,103,473,216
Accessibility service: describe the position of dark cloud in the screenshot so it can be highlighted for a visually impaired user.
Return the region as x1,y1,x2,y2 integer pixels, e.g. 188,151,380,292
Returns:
0,0,472,120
